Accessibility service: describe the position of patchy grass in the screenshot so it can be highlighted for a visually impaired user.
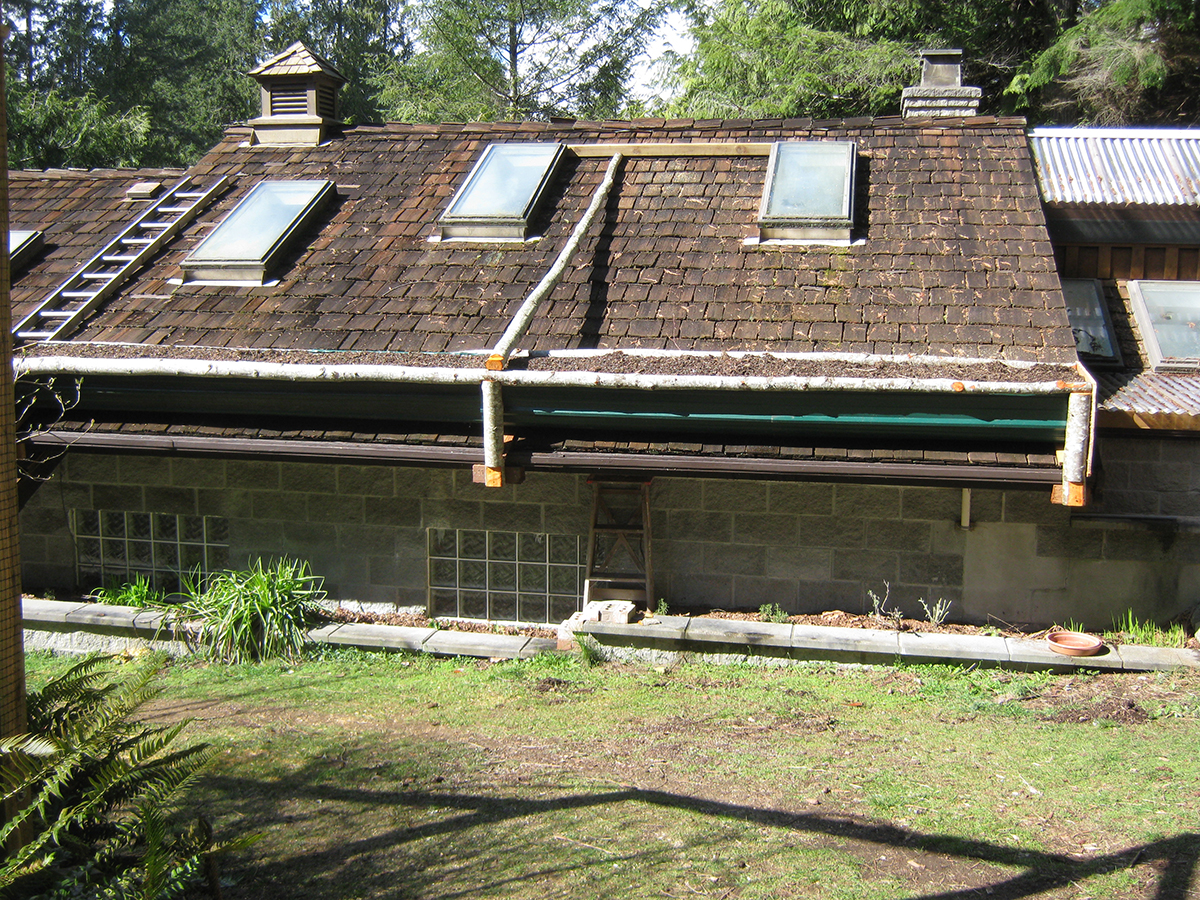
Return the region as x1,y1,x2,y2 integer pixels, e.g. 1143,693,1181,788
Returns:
24,650,1200,899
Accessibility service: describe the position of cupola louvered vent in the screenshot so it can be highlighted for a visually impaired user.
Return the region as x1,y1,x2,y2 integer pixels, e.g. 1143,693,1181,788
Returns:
317,84,337,119
270,83,309,116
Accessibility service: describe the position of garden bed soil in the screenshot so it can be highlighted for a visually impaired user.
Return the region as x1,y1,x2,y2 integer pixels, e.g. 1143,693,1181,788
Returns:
37,593,1199,651
325,604,1200,651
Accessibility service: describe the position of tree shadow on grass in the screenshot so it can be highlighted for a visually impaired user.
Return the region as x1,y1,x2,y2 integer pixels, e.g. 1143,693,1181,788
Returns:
201,762,1200,900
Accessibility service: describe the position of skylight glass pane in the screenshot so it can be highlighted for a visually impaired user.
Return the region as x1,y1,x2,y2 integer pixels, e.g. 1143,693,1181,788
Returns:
10,230,37,252
8,229,43,271
761,142,855,223
188,180,331,263
1061,279,1118,362
1129,281,1200,368
440,143,564,238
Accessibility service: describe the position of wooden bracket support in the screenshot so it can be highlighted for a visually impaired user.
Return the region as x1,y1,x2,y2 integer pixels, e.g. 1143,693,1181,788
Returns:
472,464,524,486
1051,482,1089,507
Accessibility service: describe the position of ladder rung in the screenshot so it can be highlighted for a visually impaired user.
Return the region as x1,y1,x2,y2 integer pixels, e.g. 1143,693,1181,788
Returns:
121,237,154,245
157,206,189,214
140,222,171,229
82,272,118,280
38,310,76,318
101,255,136,263
588,572,647,581
594,525,644,533
61,291,99,299
174,191,203,199
17,331,56,340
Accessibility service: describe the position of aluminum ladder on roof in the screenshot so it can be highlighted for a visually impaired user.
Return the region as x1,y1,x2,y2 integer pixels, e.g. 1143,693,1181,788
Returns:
583,479,653,610
13,175,232,344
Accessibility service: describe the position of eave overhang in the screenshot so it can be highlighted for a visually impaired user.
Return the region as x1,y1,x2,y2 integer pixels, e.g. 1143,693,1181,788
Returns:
16,349,1094,496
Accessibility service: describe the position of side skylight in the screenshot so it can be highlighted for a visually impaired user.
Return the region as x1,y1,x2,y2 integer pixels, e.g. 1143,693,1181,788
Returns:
758,141,856,242
9,229,44,273
181,180,334,283
1128,280,1200,370
1061,279,1121,366
439,143,566,240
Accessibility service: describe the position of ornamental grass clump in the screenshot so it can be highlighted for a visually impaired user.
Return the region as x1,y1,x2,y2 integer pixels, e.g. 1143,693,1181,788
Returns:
181,557,326,664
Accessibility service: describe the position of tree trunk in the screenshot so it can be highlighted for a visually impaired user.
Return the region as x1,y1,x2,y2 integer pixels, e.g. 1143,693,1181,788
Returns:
0,25,28,745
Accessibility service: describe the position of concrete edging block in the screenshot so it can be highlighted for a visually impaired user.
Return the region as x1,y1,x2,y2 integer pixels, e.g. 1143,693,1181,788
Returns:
63,604,143,637
1003,637,1121,671
520,637,559,657
422,630,530,659
790,624,901,661
314,623,435,652
579,618,689,642
1115,644,1200,671
21,598,91,625
683,618,794,648
896,632,1009,665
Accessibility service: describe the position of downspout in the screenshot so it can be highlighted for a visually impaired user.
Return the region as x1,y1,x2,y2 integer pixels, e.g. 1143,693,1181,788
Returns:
481,151,624,486
1059,367,1096,507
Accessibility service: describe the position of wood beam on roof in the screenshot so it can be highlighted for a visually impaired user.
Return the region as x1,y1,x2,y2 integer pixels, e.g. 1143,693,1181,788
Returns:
568,142,773,158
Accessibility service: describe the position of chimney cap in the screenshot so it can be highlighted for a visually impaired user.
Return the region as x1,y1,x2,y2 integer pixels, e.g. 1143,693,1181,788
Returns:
250,41,347,86
902,48,981,117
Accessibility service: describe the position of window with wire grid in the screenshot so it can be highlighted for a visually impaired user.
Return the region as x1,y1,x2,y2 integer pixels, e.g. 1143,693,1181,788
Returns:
428,529,584,624
74,510,230,594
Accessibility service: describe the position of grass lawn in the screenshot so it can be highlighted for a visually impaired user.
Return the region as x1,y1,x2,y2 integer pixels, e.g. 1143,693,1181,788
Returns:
25,649,1200,899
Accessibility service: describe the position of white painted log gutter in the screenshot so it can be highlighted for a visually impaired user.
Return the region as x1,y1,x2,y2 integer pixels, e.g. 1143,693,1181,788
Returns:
15,354,1086,395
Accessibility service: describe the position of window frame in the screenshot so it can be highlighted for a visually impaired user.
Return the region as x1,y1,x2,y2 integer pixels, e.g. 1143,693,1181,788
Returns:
1061,278,1122,368
438,142,567,240
757,141,857,242
181,179,335,284
9,229,44,273
1128,279,1200,371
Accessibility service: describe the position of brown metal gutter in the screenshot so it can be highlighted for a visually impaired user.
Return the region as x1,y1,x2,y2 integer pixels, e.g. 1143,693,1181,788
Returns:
35,430,1060,487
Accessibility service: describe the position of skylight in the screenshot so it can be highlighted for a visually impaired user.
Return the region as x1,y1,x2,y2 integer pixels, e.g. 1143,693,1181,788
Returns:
9,229,44,272
181,180,334,283
1128,280,1200,370
1061,279,1120,365
758,141,856,242
439,143,566,240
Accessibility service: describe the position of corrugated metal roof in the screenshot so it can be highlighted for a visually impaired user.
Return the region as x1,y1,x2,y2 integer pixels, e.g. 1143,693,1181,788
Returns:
1098,371,1200,415
1029,127,1200,206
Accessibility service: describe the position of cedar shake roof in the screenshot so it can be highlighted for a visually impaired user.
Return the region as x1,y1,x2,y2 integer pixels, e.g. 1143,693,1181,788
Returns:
8,167,184,325
13,115,1077,365
249,41,346,84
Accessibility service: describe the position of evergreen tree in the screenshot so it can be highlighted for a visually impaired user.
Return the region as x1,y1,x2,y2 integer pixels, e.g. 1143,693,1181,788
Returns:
409,0,668,120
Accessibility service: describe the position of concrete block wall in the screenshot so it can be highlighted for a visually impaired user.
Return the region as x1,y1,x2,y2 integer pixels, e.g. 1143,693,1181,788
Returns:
1092,434,1200,517
18,446,1200,629
20,452,590,609
653,478,987,616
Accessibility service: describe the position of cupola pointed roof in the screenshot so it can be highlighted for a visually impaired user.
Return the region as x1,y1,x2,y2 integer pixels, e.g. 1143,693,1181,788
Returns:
250,41,346,85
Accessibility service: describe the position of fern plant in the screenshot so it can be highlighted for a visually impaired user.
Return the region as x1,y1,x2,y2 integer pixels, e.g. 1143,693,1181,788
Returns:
180,557,326,663
0,655,256,899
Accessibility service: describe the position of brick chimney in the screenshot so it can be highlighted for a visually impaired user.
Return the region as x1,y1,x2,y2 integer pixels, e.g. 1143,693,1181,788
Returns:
247,42,346,146
901,49,982,118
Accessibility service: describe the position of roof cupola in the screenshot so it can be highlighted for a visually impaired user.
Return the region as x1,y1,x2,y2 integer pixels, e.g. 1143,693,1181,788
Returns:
247,42,346,146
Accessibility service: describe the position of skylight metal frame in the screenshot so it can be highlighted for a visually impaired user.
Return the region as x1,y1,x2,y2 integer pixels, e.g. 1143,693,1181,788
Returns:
757,141,856,242
439,142,566,240
1128,280,1200,371
181,179,334,283
1061,278,1122,368
9,229,44,273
